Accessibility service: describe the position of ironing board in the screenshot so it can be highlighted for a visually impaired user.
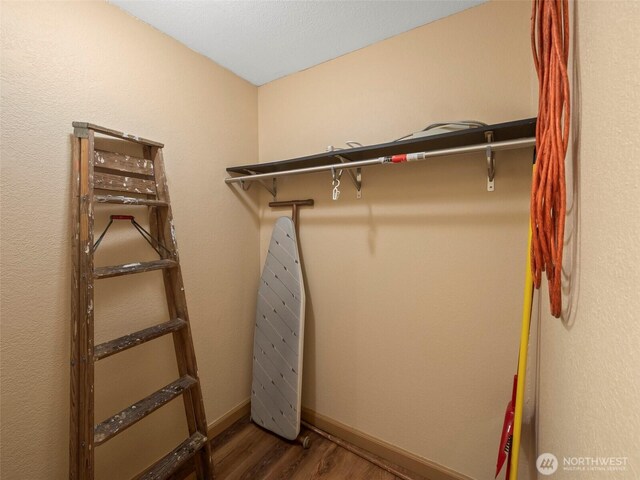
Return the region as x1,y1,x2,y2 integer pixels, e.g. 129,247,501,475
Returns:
251,216,305,440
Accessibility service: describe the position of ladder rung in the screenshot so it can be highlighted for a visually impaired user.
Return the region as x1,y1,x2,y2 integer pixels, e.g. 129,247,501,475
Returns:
138,432,208,480
95,171,157,196
95,194,168,207
94,259,177,279
94,375,197,446
94,318,187,361
94,150,155,177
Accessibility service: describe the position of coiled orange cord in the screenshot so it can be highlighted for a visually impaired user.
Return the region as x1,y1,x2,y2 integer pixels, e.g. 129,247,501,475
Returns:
530,0,570,317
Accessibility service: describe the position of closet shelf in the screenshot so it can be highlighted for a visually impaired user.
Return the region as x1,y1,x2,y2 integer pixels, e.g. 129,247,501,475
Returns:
225,117,536,195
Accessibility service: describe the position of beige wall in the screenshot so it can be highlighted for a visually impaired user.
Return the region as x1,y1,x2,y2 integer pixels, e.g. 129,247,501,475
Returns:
258,2,536,478
537,1,640,478
0,2,258,479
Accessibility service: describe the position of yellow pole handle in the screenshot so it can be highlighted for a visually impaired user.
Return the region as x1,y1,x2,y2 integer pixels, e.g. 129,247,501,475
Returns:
509,185,535,479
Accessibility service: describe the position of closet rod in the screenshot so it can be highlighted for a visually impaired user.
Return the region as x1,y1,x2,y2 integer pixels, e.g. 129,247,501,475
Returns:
225,137,535,184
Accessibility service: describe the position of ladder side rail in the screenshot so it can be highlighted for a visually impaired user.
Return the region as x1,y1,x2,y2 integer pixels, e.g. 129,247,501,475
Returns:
149,146,214,479
70,134,81,480
78,131,96,479
144,145,197,442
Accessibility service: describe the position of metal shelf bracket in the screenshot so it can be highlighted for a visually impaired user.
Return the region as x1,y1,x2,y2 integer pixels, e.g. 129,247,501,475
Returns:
335,155,362,199
485,131,495,192
241,178,277,199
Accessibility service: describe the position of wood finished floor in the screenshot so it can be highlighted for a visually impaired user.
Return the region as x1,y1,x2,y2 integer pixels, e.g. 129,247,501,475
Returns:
206,417,407,480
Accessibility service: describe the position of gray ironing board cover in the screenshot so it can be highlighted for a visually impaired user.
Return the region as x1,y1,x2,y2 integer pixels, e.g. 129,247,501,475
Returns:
251,216,305,440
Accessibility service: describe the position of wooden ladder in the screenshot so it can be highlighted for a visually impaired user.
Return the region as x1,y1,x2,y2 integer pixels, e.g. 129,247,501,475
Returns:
70,122,213,480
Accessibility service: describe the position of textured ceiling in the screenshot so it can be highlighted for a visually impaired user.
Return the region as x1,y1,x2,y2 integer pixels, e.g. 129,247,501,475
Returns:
111,0,485,86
